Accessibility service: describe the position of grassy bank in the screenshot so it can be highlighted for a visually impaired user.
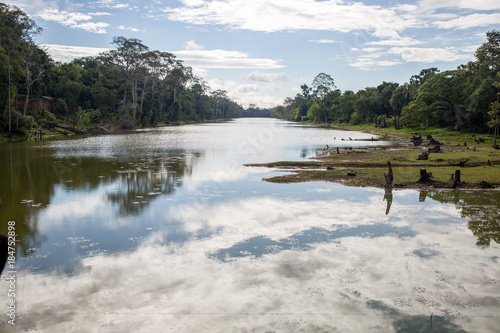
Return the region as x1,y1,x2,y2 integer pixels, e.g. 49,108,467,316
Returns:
247,127,500,189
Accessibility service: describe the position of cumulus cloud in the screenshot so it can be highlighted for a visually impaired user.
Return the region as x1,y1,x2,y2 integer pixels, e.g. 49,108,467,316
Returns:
243,71,293,83
37,9,109,33
309,39,338,44
162,0,421,38
417,0,500,11
42,44,110,63
174,43,284,69
389,47,467,63
118,25,141,32
367,37,423,46
434,13,500,30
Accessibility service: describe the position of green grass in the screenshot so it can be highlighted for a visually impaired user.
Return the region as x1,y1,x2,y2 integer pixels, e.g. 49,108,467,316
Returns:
248,132,500,189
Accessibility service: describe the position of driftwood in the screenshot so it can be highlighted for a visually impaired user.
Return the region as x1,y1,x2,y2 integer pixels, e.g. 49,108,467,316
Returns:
453,159,469,167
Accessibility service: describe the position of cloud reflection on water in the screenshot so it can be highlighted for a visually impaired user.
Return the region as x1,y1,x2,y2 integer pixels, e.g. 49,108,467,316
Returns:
2,192,499,332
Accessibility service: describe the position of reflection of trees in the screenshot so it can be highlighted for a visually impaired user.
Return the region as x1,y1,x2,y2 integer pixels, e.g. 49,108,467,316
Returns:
0,144,50,256
107,155,198,216
0,142,202,256
421,190,500,248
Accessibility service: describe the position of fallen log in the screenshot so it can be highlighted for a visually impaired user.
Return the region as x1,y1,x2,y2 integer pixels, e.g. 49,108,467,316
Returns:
54,124,86,134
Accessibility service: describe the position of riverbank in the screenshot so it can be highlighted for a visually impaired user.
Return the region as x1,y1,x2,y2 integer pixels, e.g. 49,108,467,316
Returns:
247,126,500,189
0,118,231,143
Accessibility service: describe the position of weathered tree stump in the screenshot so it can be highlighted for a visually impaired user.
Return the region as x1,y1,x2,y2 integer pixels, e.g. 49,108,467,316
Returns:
454,170,461,183
428,146,440,153
417,152,428,160
418,169,431,183
411,135,423,146
384,161,393,189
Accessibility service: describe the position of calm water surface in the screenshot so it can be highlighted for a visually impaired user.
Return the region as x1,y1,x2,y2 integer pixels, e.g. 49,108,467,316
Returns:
0,118,499,332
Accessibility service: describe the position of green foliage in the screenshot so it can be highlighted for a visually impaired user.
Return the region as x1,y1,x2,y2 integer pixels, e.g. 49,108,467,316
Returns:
54,98,68,116
307,103,323,122
275,32,499,134
33,109,56,127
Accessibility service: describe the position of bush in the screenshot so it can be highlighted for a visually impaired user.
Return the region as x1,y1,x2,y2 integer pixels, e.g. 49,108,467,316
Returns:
33,109,57,127
54,99,68,116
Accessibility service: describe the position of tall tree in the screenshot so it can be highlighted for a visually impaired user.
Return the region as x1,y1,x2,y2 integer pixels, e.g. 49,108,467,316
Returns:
102,37,149,118
311,73,336,122
461,30,500,131
0,3,39,135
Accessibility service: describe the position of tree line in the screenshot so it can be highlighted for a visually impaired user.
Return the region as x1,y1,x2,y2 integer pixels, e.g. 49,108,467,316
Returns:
0,3,244,137
272,30,500,135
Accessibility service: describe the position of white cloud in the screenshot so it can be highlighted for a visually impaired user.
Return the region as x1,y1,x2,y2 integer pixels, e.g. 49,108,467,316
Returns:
89,12,112,16
184,40,204,51
243,71,293,83
309,39,338,44
349,53,402,71
118,25,141,32
162,0,421,38
173,43,284,69
367,37,423,47
206,78,282,108
42,44,110,63
434,13,500,30
37,9,109,33
389,47,467,63
417,0,500,11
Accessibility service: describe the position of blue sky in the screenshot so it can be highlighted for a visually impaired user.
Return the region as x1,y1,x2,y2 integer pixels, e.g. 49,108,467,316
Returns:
7,0,500,108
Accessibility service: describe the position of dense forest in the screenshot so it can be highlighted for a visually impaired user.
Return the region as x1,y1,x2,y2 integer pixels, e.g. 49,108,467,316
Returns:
272,30,500,135
0,3,246,137
1,2,499,139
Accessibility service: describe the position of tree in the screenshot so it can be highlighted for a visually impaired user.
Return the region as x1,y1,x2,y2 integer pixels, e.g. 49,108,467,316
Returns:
102,37,149,118
390,83,411,129
0,3,39,136
401,71,467,129
21,39,45,116
461,30,500,132
311,73,336,122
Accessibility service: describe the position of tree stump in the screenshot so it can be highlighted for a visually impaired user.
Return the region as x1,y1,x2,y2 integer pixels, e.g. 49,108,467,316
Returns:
417,152,428,160
384,161,393,189
454,170,461,183
418,169,431,183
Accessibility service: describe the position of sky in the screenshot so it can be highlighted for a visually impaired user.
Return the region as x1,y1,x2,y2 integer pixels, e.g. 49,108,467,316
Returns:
6,0,500,108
